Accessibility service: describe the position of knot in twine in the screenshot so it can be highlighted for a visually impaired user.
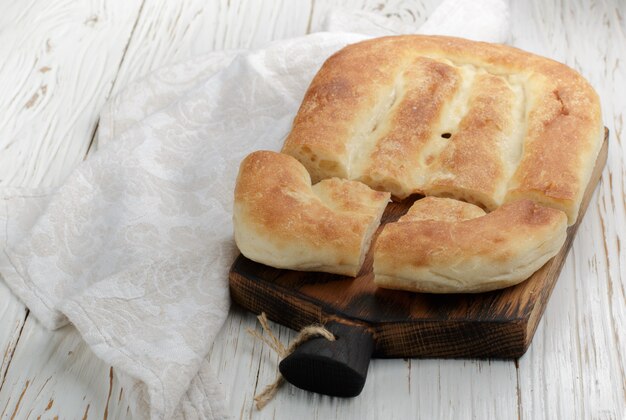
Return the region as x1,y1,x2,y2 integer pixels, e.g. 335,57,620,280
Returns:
246,312,335,409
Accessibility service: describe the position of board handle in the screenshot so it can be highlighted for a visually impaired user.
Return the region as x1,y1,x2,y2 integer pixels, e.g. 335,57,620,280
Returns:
279,322,374,397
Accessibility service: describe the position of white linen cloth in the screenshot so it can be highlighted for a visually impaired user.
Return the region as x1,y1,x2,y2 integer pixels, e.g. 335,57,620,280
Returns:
0,1,509,418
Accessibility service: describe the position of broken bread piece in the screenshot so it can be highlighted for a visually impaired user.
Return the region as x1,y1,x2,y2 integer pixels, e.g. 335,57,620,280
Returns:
373,198,567,293
234,151,390,276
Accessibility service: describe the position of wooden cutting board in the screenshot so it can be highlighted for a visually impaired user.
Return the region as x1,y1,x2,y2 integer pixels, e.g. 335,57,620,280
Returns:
229,130,608,397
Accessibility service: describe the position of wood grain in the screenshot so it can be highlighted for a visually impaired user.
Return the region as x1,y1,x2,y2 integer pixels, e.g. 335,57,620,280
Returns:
0,282,26,388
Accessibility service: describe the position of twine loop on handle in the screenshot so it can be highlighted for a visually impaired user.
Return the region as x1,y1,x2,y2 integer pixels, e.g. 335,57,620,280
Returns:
247,312,336,409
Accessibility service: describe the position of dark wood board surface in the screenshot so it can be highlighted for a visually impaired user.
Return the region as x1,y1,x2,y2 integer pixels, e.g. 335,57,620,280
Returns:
230,129,609,360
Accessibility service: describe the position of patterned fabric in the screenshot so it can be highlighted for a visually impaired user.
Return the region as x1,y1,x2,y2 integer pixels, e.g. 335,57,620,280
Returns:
0,3,509,418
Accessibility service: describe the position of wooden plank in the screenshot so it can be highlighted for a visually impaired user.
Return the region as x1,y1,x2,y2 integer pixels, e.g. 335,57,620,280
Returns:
0,320,130,419
110,0,314,96
0,0,144,188
0,283,26,388
510,0,626,419
0,0,143,418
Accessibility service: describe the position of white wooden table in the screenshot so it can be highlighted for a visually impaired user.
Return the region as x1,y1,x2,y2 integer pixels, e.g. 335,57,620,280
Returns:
0,1,624,418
